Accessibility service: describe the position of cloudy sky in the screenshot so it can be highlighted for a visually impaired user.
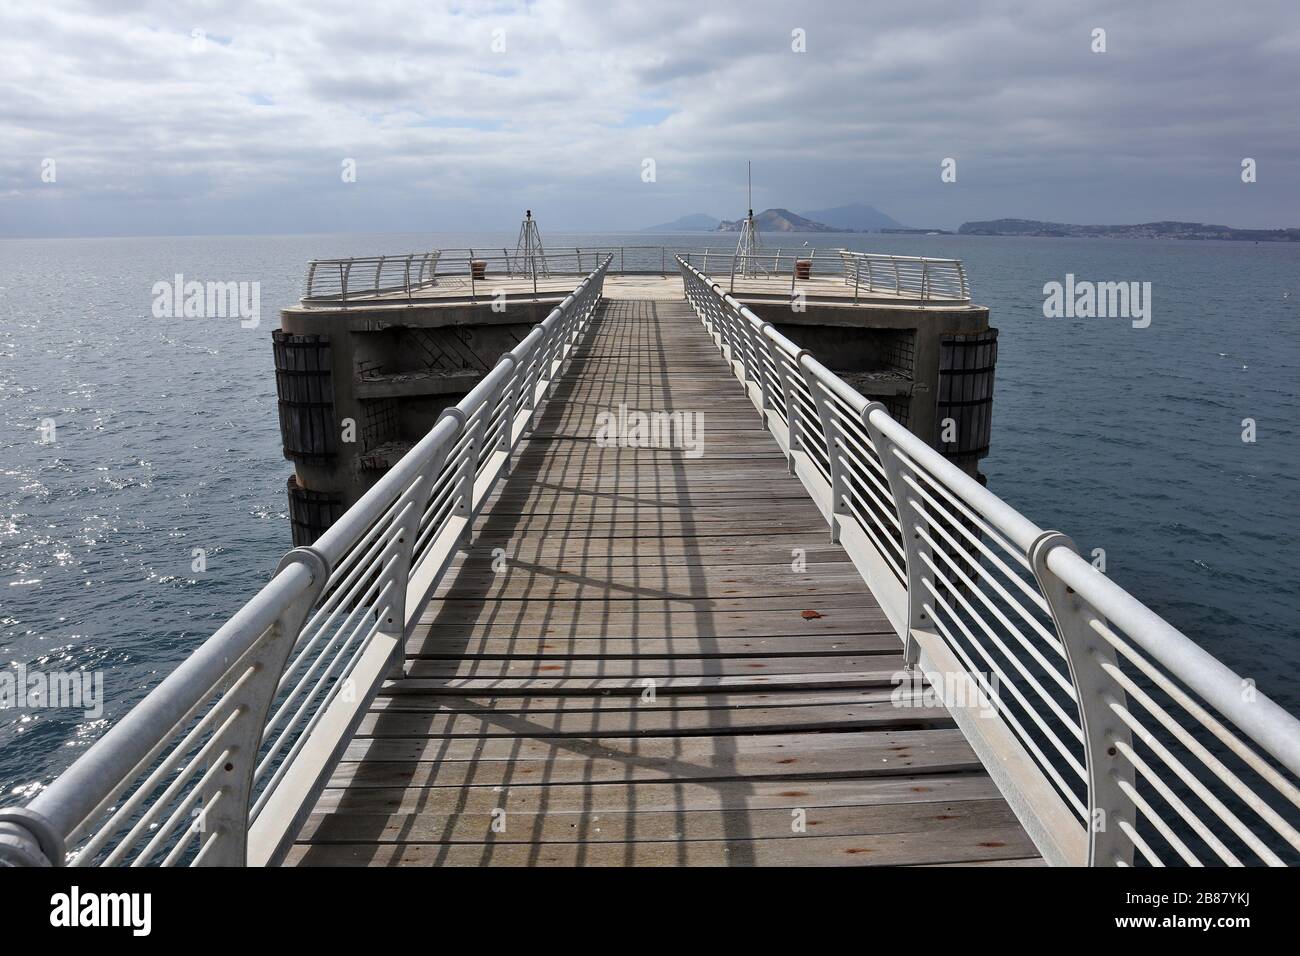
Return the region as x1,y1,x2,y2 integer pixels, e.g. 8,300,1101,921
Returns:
2,0,1298,237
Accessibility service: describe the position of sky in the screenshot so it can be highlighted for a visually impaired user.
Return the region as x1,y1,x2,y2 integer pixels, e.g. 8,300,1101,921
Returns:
2,0,1299,237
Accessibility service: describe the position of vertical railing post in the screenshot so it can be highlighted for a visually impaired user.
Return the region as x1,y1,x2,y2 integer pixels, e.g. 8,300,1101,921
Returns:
445,406,474,542
373,471,430,678
496,355,520,473
468,370,505,516
799,358,848,543
198,546,329,865
862,404,930,666
737,311,757,393
374,256,385,296
723,303,742,375
520,340,540,432
1029,533,1136,867
754,322,774,421
766,343,803,474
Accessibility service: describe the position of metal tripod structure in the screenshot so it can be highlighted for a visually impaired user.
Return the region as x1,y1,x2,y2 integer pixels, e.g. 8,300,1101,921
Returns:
733,161,763,278
512,209,549,278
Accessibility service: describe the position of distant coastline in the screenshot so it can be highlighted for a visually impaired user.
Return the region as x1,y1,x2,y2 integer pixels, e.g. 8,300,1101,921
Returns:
957,218,1300,242
644,210,1298,241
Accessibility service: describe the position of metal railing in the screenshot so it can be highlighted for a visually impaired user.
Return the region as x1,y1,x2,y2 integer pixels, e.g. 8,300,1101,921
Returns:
303,250,441,302
677,256,1300,867
300,246,971,306
302,247,673,303
0,259,611,868
673,249,971,303
838,249,969,302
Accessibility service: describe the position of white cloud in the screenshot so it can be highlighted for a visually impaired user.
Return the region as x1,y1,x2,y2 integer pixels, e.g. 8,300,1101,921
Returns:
2,0,1298,235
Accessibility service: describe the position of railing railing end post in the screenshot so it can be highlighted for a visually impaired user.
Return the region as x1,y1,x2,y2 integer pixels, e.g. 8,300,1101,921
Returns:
1028,530,1135,867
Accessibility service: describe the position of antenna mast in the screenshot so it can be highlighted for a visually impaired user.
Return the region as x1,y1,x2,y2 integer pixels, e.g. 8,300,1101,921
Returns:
513,209,549,279
734,161,762,278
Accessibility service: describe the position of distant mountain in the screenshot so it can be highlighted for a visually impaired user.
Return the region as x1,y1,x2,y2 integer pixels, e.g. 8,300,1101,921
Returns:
716,208,840,233
958,218,1300,241
798,202,906,232
643,213,721,232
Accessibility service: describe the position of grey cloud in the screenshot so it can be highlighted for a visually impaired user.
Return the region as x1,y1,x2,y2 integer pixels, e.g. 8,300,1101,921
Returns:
1,0,1298,236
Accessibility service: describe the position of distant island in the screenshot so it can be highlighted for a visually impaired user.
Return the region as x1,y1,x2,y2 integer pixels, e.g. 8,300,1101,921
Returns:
958,218,1300,241
716,208,840,232
643,202,911,233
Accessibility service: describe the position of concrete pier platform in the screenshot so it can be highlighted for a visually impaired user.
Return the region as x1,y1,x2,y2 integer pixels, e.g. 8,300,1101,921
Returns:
274,257,997,545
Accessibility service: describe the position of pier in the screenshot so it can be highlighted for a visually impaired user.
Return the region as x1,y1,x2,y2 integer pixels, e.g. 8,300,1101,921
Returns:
274,246,995,541
287,295,1030,866
2,254,1297,869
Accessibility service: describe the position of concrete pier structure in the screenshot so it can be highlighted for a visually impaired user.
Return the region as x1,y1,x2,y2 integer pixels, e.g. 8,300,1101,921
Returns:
273,247,997,544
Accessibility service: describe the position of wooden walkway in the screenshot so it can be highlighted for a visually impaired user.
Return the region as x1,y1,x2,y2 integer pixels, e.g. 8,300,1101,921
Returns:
286,298,1040,866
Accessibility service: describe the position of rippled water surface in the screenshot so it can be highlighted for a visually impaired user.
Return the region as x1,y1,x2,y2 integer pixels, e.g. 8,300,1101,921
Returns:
1,231,1296,800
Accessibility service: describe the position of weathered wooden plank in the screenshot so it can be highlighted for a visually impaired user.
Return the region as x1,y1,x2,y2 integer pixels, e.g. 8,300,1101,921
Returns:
403,655,898,679
353,699,949,739
333,729,980,786
294,798,1019,845
384,668,903,696
428,570,872,602
285,826,1037,866
405,634,899,657
368,688,910,714
414,608,892,636
422,594,880,616
305,772,1004,815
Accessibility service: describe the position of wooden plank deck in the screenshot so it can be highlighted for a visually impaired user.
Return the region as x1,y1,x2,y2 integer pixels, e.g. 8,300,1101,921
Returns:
285,297,1040,866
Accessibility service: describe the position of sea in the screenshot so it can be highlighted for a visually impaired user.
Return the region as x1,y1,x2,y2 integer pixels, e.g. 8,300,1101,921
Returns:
1,230,1297,800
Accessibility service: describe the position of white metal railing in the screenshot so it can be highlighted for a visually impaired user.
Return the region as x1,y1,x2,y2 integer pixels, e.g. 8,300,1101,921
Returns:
677,256,1300,867
671,249,970,303
303,250,442,301
301,246,971,306
837,249,969,302
302,247,678,304
0,259,610,868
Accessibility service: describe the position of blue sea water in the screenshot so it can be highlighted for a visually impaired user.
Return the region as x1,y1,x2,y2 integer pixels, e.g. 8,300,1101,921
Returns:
0,231,1297,801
